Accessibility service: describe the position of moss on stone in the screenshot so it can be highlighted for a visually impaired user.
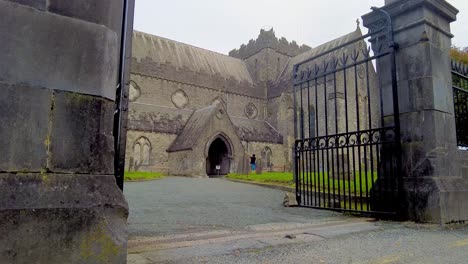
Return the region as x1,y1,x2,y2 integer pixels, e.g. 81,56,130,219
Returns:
80,225,121,263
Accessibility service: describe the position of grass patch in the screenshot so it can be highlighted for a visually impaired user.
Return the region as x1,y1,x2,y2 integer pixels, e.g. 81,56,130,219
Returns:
226,172,294,187
227,171,378,195
124,171,164,182
299,171,377,196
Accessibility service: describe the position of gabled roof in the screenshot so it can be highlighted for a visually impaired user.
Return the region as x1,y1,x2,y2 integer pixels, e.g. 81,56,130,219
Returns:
132,31,254,84
166,104,218,152
166,102,284,152
269,28,363,98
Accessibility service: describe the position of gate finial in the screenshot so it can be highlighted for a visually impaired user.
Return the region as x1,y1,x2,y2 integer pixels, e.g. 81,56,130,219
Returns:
356,18,361,28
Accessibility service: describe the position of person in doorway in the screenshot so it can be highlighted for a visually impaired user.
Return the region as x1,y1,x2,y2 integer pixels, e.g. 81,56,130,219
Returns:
250,154,256,171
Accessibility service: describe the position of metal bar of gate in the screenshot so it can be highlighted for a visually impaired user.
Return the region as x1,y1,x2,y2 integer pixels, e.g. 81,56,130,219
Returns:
293,7,402,215
114,0,136,191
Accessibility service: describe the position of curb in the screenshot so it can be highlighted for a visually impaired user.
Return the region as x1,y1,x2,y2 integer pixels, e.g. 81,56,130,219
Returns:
223,178,295,192
124,176,165,183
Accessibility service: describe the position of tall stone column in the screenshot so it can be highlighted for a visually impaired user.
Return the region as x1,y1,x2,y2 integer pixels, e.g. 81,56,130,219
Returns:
0,1,131,262
363,0,468,223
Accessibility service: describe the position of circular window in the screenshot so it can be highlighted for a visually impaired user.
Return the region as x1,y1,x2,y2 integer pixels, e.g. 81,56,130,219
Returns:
216,109,225,119
129,81,141,102
244,103,258,119
171,90,189,109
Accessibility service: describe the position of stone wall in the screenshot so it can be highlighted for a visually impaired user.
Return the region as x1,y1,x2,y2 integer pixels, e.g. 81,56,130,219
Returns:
0,0,129,262
246,142,288,172
125,131,177,174
244,48,291,86
168,150,198,176
126,71,280,174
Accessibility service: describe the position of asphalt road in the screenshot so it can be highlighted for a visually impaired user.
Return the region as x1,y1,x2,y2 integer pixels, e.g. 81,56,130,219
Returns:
124,176,346,238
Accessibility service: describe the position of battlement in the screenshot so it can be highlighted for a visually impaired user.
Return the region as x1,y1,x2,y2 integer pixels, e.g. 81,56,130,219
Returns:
229,28,311,59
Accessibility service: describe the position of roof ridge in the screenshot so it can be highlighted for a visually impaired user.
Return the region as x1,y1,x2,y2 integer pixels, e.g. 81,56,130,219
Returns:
133,30,244,62
291,29,361,60
272,28,362,85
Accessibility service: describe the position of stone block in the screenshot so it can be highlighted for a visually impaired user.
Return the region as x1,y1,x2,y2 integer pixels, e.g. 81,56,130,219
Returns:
400,110,459,178
0,82,50,171
48,0,124,32
0,1,118,100
397,43,433,81
397,77,450,114
4,0,46,10
49,91,115,174
0,173,128,263
403,176,468,223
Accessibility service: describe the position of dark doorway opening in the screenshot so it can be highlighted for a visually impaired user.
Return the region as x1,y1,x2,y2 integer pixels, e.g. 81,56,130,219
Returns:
206,137,231,177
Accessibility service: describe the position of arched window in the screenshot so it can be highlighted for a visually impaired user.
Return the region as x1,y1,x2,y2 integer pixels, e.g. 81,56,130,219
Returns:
133,143,141,165
261,147,273,170
142,144,150,165
133,137,152,166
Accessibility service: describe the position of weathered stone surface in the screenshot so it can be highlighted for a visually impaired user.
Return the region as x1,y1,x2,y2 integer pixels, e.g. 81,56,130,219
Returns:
4,0,46,10
0,1,118,99
0,82,50,171
49,91,115,174
0,0,130,262
0,173,128,264
48,0,124,31
403,176,468,224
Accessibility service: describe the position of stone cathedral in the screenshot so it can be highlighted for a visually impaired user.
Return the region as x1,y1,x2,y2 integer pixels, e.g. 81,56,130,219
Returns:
126,27,366,177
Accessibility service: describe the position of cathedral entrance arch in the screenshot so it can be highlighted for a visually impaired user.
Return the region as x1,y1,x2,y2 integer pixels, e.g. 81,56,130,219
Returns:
206,135,233,176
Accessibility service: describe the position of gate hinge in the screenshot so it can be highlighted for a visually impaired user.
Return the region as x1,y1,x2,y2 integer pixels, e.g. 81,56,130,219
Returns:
389,41,399,50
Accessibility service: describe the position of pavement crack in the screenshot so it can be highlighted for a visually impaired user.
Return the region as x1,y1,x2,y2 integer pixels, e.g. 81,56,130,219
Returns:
256,239,270,245
303,232,326,239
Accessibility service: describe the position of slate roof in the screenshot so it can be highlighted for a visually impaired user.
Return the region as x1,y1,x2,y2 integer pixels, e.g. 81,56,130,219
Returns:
231,117,283,144
269,28,363,98
131,31,267,97
166,105,218,152
132,31,254,83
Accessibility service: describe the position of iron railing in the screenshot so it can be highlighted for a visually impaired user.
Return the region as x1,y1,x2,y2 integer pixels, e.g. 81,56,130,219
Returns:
292,8,402,215
452,60,468,148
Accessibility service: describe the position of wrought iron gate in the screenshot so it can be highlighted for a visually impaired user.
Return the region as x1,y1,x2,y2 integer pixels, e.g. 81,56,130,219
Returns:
452,60,468,148
292,8,402,215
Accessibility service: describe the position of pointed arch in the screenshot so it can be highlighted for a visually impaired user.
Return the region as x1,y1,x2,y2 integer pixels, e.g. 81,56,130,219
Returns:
261,146,273,170
205,133,234,176
133,136,152,166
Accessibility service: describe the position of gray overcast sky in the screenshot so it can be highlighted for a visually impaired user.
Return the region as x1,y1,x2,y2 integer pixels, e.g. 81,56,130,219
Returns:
134,0,468,55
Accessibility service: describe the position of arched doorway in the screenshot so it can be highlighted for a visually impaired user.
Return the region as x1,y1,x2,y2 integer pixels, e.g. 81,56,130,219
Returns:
206,136,232,176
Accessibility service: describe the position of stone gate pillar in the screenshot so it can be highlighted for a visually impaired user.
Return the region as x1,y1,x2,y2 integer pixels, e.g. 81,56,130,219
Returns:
0,1,132,262
363,0,468,223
